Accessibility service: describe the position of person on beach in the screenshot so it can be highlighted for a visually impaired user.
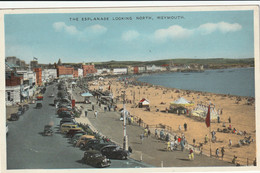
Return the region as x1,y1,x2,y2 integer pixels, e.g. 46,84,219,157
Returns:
94,111,98,118
92,105,94,111
228,117,231,123
148,129,151,137
221,147,225,160
217,115,220,123
193,139,196,146
85,110,88,117
184,123,187,131
216,148,219,158
229,139,232,147
205,135,208,144
179,125,181,131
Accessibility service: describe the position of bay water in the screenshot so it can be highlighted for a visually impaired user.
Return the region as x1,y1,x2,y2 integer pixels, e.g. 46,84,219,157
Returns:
137,68,255,97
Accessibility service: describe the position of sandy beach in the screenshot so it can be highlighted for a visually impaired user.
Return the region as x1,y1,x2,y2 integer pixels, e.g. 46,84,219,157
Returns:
88,76,256,165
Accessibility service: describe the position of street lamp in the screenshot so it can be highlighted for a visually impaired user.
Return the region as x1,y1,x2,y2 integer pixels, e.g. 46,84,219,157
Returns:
122,91,128,151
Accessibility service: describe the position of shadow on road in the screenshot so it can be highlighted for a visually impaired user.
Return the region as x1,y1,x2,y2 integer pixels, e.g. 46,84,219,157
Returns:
177,158,190,161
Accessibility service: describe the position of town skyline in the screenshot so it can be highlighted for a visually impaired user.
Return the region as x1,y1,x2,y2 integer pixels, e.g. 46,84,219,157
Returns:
5,10,254,64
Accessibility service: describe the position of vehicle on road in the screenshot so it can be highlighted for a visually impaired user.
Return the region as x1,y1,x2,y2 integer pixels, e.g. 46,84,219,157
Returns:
9,113,19,121
66,129,84,138
82,150,111,168
100,145,128,160
23,104,29,111
43,125,53,136
60,117,76,126
60,123,81,134
58,111,73,118
83,139,114,151
75,135,96,148
36,102,43,109
71,133,84,145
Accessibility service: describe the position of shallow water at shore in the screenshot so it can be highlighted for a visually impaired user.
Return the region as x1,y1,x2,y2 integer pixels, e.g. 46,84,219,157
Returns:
137,68,255,97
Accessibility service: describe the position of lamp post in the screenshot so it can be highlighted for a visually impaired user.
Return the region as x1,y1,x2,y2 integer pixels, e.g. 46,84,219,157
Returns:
122,91,128,151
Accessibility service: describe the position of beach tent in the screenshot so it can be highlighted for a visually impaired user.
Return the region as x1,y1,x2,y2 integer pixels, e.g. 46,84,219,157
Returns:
139,98,150,108
170,97,193,107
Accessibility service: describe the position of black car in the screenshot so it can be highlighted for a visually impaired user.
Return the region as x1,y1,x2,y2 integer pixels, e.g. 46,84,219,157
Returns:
82,150,111,168
36,102,43,109
60,117,76,126
43,125,53,136
83,139,113,151
9,113,19,121
58,111,73,118
100,145,128,160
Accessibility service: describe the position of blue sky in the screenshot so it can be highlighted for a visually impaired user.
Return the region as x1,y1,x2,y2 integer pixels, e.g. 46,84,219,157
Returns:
5,10,254,64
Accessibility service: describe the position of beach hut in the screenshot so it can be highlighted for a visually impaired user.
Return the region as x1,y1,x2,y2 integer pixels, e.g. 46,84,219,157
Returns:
81,92,93,104
139,98,150,108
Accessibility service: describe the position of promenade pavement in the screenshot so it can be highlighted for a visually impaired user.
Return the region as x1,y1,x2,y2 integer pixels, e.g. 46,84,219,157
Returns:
72,86,234,167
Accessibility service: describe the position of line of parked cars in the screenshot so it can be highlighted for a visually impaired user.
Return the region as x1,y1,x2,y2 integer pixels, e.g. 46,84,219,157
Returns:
9,104,29,121
55,81,129,168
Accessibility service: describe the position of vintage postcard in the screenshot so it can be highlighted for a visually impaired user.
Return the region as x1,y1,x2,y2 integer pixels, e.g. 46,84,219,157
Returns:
1,5,259,173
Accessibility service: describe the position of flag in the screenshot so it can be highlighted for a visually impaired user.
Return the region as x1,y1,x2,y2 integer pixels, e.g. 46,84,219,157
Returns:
205,105,210,127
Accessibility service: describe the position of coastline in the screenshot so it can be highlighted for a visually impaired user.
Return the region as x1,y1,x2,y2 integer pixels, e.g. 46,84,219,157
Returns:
88,74,256,166
133,67,255,98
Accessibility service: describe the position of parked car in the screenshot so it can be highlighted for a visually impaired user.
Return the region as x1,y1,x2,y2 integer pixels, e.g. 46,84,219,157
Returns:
36,102,43,109
100,145,128,160
66,129,84,138
83,139,102,150
60,123,81,134
9,113,19,121
60,117,76,126
75,135,96,148
43,125,53,136
58,111,73,118
82,150,111,168
57,107,72,115
71,133,84,144
23,104,29,111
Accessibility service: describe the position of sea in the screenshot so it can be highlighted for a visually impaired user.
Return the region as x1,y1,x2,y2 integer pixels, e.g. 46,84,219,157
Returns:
137,68,255,97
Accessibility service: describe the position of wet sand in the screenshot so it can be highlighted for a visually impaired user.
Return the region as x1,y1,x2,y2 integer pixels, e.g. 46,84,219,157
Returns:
88,77,256,165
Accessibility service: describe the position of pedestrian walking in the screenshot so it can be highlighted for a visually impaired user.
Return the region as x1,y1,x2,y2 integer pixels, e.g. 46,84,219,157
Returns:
155,129,158,139
148,129,151,137
184,122,187,131
138,118,142,126
189,148,194,160
217,115,220,123
170,140,174,151
216,148,219,158
94,111,98,118
85,110,88,117
180,138,185,151
221,147,225,160
165,133,169,141
167,141,171,151
140,133,144,144
92,105,94,111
